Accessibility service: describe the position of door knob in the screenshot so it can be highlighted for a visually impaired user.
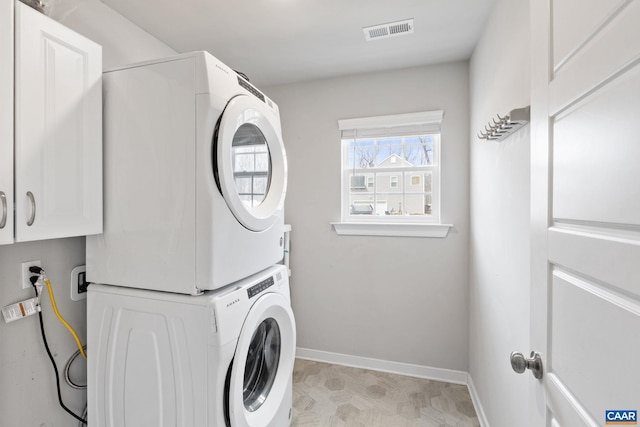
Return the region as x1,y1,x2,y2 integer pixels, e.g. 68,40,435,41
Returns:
510,351,543,379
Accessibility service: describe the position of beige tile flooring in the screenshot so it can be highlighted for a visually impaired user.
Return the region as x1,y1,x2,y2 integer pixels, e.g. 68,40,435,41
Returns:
291,359,480,427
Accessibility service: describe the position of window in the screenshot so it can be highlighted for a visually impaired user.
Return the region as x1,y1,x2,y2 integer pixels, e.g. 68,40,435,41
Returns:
333,111,451,237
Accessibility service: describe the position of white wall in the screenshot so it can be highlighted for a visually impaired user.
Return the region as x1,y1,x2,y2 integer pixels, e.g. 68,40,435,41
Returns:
0,1,175,425
50,0,176,69
468,0,531,425
266,62,470,371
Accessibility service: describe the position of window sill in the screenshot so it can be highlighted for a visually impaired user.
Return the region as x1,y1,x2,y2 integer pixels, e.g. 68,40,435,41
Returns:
331,222,453,238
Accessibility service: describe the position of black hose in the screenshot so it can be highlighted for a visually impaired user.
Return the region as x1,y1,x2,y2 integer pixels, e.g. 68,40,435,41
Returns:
31,280,87,425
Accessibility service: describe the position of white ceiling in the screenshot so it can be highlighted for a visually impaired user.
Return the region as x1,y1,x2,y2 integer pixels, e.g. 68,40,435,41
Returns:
100,0,495,87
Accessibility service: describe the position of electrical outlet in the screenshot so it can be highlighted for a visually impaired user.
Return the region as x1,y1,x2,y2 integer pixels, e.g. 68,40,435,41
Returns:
71,265,87,301
21,260,41,289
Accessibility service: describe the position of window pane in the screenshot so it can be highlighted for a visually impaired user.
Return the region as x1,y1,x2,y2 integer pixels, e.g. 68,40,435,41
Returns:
424,193,433,215
405,172,432,193
406,174,420,193
341,129,439,223
384,195,404,215
346,139,376,169
377,137,403,162
377,172,402,193
405,194,429,216
404,136,434,166
424,172,432,192
349,173,368,191
349,197,375,215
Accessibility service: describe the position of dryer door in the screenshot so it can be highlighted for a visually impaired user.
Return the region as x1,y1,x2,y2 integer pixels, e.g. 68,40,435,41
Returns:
228,293,296,427
215,95,287,232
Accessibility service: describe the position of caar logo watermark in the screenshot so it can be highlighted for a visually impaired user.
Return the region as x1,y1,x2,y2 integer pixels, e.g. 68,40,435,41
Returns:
606,410,637,425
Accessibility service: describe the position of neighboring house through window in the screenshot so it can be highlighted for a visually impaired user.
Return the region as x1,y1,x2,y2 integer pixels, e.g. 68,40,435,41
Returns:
338,110,443,225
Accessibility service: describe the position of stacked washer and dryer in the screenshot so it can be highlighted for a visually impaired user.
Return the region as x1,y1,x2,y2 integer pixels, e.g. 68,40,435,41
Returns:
86,52,295,427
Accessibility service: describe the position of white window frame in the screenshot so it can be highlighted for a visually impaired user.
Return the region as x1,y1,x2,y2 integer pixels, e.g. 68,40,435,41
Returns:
332,110,452,238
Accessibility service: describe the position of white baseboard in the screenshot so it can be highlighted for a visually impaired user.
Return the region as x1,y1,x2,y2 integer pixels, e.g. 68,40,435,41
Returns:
466,374,490,427
295,347,468,385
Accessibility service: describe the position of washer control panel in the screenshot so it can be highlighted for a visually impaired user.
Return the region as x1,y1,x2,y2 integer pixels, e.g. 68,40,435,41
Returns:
247,275,275,299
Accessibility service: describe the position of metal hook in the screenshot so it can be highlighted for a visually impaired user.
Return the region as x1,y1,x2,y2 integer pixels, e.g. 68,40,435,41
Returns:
478,107,530,142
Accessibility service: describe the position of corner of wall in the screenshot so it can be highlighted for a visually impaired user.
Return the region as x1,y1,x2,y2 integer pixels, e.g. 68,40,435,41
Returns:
467,373,491,427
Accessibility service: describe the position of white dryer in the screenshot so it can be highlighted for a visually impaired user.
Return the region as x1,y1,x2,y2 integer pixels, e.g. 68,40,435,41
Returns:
87,264,296,427
86,51,288,295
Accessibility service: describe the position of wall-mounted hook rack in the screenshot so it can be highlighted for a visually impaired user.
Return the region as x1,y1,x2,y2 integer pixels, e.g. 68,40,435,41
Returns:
477,106,530,141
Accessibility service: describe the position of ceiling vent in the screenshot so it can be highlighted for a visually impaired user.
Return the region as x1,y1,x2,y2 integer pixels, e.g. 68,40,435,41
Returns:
363,19,414,41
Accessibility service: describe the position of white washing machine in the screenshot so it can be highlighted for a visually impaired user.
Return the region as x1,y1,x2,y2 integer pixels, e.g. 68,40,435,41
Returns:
87,264,296,427
86,51,288,295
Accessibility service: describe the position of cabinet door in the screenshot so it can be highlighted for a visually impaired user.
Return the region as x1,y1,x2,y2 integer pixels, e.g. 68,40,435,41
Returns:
0,0,13,245
15,2,102,242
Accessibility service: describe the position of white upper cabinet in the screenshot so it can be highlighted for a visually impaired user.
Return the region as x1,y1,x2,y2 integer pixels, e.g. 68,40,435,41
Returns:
13,2,102,243
0,0,14,244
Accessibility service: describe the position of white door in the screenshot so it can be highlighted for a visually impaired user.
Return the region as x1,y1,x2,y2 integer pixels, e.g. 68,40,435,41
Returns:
228,293,296,427
14,2,102,242
0,0,13,245
529,1,640,426
216,95,287,232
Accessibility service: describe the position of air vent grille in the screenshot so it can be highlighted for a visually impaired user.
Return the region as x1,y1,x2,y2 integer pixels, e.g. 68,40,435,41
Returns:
363,19,414,41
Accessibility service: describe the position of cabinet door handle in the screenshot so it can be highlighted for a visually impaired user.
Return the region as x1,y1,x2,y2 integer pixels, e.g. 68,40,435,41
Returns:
26,191,36,226
0,191,6,229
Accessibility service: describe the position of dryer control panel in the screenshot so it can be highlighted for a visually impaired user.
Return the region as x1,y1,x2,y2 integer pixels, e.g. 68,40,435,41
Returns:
238,76,265,103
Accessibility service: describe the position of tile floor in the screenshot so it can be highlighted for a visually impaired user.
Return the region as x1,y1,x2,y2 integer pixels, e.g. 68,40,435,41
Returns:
291,359,480,427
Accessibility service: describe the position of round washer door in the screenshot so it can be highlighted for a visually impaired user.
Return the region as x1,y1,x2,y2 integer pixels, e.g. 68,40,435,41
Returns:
228,293,296,427
216,95,287,232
